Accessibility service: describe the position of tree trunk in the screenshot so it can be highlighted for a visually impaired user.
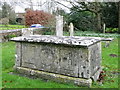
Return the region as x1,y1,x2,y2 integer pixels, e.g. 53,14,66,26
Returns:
94,2,102,32
118,1,120,34
96,13,102,32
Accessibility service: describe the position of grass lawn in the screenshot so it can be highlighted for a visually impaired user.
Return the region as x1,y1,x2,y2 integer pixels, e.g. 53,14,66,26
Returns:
0,25,27,30
1,35,119,88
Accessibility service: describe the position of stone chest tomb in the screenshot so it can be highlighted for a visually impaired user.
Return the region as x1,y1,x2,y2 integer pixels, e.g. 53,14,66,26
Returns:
11,35,112,87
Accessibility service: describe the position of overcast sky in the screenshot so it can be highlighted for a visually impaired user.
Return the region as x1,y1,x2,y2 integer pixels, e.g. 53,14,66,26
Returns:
0,0,72,13
0,0,119,13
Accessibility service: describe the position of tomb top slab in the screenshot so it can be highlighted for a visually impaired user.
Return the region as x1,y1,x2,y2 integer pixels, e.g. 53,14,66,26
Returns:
11,35,113,47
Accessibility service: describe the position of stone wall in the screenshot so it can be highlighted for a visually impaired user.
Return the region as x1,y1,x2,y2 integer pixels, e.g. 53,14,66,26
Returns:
0,28,46,42
0,29,22,42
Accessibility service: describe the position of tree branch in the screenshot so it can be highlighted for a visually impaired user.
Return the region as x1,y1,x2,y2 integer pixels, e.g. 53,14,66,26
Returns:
53,0,71,9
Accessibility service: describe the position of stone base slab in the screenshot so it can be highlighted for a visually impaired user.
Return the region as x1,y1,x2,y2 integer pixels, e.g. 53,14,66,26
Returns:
15,67,92,87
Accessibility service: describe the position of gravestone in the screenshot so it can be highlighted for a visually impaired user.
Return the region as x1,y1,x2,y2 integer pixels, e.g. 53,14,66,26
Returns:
69,23,74,36
22,28,34,36
56,15,63,36
103,23,106,33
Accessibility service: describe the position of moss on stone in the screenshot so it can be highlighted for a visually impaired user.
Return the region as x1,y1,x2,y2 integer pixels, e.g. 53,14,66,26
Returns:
15,67,92,87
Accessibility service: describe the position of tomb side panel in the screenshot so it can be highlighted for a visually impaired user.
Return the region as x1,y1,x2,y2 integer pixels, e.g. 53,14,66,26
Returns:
21,42,37,69
88,42,102,81
15,42,22,68
36,43,60,73
77,48,91,79
21,42,60,74
59,46,79,77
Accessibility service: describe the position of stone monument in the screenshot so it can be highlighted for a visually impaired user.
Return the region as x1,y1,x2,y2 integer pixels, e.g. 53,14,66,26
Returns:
69,23,74,36
56,15,63,36
11,35,113,87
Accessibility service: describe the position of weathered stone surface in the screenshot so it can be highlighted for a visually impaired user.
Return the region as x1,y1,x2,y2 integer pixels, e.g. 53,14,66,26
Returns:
0,29,22,42
0,29,21,33
22,28,34,36
14,42,22,68
11,35,113,86
33,28,45,35
15,67,92,87
22,28,45,36
11,35,111,47
88,42,102,81
0,28,47,42
56,16,63,36
69,23,74,36
20,42,80,77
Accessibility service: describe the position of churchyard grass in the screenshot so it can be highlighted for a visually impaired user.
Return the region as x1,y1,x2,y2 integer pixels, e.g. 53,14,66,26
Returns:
64,31,119,38
1,35,119,88
0,25,27,30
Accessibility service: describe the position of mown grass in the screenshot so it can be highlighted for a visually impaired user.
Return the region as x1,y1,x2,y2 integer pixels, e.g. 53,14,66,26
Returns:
64,31,119,38
1,35,119,88
0,25,27,30
2,73,80,88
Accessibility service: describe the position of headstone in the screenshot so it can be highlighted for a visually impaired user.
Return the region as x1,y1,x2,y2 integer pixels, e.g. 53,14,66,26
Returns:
22,28,34,36
69,23,74,36
56,15,63,36
103,23,106,33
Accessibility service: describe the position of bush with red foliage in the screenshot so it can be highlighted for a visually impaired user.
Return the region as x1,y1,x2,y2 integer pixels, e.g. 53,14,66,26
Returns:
25,10,55,27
